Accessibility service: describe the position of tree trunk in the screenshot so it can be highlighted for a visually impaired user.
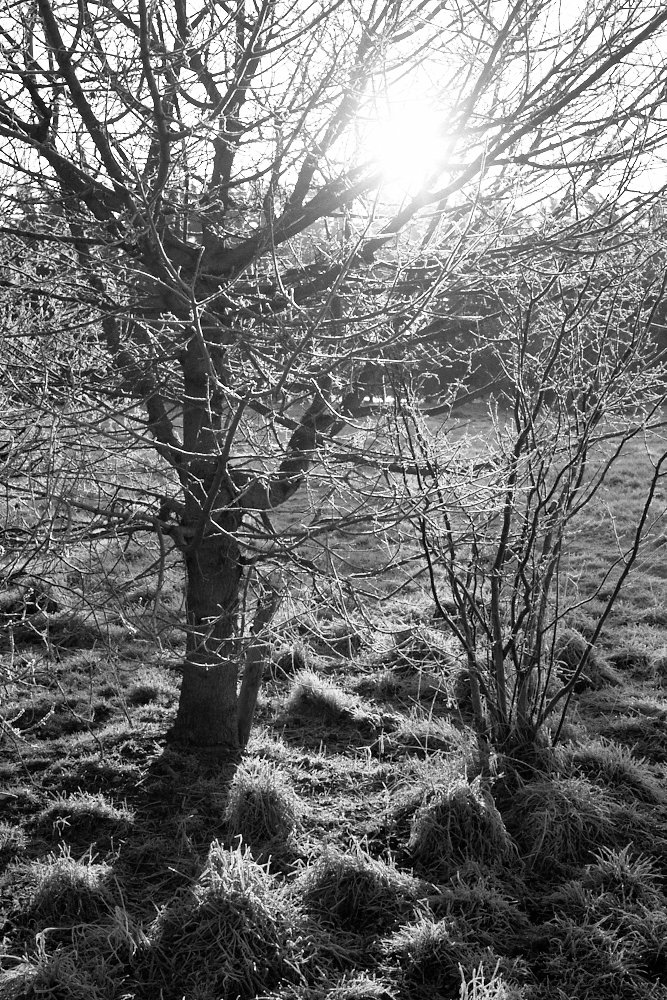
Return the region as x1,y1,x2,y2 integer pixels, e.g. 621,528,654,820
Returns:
169,342,347,751
174,658,240,751
170,529,243,751
237,640,271,748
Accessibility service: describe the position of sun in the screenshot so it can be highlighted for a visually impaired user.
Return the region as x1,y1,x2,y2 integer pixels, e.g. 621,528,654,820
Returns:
363,101,449,196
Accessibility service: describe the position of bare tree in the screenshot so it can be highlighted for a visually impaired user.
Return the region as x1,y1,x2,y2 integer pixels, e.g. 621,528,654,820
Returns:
1,0,666,753
392,229,667,764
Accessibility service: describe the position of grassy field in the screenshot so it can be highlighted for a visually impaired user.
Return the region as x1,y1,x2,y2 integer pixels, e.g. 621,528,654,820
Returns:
2,412,667,999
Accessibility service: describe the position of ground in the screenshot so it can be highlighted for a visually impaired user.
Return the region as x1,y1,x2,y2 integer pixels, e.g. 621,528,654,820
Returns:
2,411,667,999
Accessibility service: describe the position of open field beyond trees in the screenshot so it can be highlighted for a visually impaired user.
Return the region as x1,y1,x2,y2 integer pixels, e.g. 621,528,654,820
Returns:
2,410,667,999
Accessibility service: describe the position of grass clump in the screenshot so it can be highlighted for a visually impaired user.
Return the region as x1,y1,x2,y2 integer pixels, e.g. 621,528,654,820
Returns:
380,916,468,996
35,790,133,842
382,915,529,998
387,623,456,668
0,821,26,866
608,645,653,675
286,669,375,727
406,776,516,875
125,665,179,706
224,757,303,856
430,866,531,954
544,846,664,918
581,845,665,907
260,976,399,1000
1,942,124,1000
506,776,620,875
554,629,619,690
300,618,364,658
539,846,667,985
10,895,146,995
459,962,530,1000
353,664,441,704
599,715,667,763
295,845,423,934
147,841,312,1000
536,915,651,999
269,643,313,680
385,714,471,758
565,738,664,802
5,846,114,928
321,972,399,998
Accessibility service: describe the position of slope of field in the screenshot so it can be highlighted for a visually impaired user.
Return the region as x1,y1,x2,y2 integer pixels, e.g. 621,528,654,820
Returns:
1,414,667,999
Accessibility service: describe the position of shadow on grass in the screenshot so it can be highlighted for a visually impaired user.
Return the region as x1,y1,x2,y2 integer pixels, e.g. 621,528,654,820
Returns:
108,737,240,920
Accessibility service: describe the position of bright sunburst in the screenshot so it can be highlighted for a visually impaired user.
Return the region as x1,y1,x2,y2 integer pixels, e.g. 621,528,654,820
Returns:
363,101,448,196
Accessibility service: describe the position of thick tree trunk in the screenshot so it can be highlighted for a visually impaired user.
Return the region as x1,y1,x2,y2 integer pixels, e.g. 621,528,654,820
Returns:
174,659,240,751
170,529,243,751
168,341,355,751
167,332,247,751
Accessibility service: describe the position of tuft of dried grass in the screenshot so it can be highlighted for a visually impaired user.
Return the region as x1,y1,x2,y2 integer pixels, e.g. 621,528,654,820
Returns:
260,976,398,1000
0,821,26,863
126,665,179,706
5,845,114,927
286,669,376,727
406,776,516,874
583,845,665,906
382,915,529,997
459,961,530,1000
539,844,667,978
429,866,531,953
322,972,399,998
300,618,364,659
554,629,620,691
294,845,423,934
381,915,466,995
536,915,648,1000
0,940,124,1000
269,643,312,680
6,901,150,1000
385,714,473,758
387,623,457,669
506,776,620,875
565,738,665,803
599,715,667,763
544,845,664,918
361,665,450,706
147,841,313,1000
34,790,134,840
224,757,303,854
608,645,653,675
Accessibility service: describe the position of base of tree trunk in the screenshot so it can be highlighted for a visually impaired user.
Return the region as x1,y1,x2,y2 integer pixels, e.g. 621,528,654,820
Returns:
163,736,243,767
170,659,241,752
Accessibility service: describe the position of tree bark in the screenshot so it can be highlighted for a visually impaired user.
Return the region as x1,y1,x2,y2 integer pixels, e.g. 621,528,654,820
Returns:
169,351,363,749
170,529,243,751
237,641,271,748
173,657,240,751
